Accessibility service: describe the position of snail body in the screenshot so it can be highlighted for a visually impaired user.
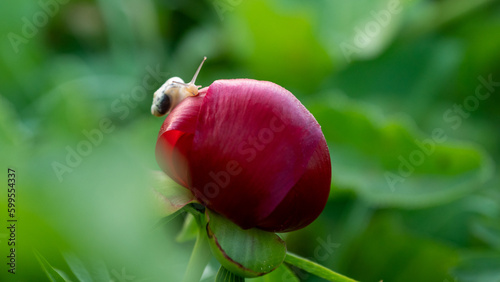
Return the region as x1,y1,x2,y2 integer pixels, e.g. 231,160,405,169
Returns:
151,57,206,117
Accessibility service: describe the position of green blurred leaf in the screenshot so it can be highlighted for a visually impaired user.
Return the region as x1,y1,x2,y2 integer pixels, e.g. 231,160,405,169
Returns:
281,0,408,64
151,170,194,216
0,96,28,169
86,259,112,282
310,93,494,207
469,183,500,250
62,253,92,282
0,96,24,146
34,250,69,282
453,252,500,282
398,194,496,248
471,218,500,250
227,0,333,94
61,253,112,282
341,213,459,281
176,213,200,243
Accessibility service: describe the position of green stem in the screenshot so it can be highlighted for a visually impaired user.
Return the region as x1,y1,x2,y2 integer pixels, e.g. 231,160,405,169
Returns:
183,204,204,225
284,252,357,282
182,229,212,282
215,266,245,282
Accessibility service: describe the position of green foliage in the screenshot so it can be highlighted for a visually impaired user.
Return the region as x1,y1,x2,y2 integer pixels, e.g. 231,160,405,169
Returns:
453,252,500,282
176,213,200,243
151,170,194,216
310,93,493,207
34,251,69,282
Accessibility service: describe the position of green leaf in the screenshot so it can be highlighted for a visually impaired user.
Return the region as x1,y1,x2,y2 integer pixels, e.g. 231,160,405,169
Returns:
0,96,23,147
469,184,500,250
333,38,463,119
61,253,112,282
152,208,185,230
86,259,112,282
227,0,333,94
397,195,490,247
249,264,299,282
310,93,494,208
34,250,69,282
277,0,406,64
471,218,500,250
0,96,27,168
452,252,500,282
176,213,200,242
151,171,194,216
205,209,287,278
62,253,92,282
340,213,459,281
216,266,245,282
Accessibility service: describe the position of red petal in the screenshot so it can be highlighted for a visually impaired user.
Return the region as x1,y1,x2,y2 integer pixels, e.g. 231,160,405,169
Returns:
158,89,207,135
256,138,331,232
155,90,206,187
188,79,325,229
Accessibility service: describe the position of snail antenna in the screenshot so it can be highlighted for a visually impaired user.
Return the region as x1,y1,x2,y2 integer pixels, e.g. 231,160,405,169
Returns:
189,56,207,85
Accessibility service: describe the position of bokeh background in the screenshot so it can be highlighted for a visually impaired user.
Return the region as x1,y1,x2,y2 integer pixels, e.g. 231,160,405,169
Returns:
1,0,499,281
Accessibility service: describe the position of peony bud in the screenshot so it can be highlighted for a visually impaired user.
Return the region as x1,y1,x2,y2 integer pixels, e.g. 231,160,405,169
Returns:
154,61,331,232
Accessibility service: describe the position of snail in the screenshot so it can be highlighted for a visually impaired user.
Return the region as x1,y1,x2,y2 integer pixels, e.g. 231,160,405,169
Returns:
151,56,207,117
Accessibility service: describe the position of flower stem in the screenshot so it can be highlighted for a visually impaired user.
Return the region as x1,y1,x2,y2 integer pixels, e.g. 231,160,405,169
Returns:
284,252,357,282
182,229,211,282
215,266,245,282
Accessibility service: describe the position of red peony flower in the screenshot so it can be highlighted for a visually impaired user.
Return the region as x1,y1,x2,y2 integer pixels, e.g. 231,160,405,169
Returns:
155,78,331,232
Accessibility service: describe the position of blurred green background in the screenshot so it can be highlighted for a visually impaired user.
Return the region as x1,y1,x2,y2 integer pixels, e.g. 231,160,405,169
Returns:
0,0,499,281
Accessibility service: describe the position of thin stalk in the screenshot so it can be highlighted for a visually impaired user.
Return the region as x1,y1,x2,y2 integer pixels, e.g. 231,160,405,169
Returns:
285,252,357,282
182,230,212,282
215,266,245,282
